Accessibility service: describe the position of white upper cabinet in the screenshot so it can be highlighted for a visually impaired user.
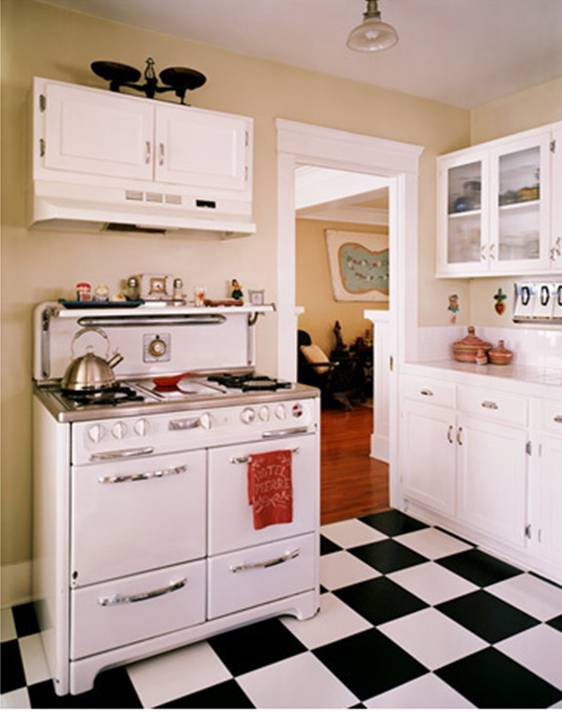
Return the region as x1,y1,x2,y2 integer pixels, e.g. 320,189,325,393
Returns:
155,105,249,191
437,122,560,277
551,126,562,268
44,83,154,180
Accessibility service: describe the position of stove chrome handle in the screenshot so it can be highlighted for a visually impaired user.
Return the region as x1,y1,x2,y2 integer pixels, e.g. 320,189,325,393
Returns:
261,427,310,439
230,447,299,464
90,446,154,462
97,578,187,607
169,416,207,431
98,464,188,484
230,549,300,574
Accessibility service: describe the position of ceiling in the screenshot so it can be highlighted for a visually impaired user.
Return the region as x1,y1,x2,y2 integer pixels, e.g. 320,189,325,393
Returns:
42,0,562,109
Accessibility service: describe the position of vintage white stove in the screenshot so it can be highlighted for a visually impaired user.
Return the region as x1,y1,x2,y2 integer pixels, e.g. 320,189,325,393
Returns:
32,302,320,696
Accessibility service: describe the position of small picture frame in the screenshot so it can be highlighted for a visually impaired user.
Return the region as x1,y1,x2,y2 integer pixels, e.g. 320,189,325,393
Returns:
139,274,172,301
248,289,265,306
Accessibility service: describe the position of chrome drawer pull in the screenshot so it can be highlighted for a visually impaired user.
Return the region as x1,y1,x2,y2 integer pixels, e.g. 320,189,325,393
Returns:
420,389,434,397
230,447,299,464
262,427,309,438
98,464,188,484
481,400,499,410
457,427,463,446
554,415,562,424
90,446,154,462
447,425,454,444
230,548,300,574
169,417,201,431
98,578,187,606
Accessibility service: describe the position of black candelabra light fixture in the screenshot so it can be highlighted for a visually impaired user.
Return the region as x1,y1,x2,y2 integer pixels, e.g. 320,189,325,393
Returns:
91,57,206,105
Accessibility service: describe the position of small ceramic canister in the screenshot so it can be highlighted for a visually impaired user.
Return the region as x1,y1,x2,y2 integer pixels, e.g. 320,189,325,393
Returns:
452,326,492,363
488,339,513,365
475,348,488,366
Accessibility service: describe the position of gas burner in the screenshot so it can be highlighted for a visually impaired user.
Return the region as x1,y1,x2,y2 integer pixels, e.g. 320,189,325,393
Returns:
62,385,145,407
207,373,292,392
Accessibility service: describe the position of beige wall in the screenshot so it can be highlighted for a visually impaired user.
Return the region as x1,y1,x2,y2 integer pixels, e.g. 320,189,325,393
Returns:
296,219,388,355
1,0,470,567
468,77,562,327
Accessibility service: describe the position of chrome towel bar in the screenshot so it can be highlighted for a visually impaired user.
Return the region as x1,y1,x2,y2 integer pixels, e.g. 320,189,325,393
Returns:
229,447,300,464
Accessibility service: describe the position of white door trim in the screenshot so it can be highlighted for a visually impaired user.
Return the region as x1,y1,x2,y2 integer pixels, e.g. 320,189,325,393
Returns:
276,118,423,508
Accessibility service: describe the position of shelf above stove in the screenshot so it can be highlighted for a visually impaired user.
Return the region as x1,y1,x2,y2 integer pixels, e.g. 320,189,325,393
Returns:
53,304,275,319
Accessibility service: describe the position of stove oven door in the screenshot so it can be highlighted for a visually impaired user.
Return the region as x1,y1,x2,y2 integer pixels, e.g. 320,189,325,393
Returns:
71,450,206,587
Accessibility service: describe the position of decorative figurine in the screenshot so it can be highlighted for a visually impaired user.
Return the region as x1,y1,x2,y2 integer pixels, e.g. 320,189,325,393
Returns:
230,279,244,301
125,276,140,301
448,294,460,324
494,287,507,315
75,281,92,302
194,286,206,307
94,283,110,302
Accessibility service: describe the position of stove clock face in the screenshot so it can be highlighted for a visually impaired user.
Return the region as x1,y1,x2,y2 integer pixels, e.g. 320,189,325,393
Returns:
143,333,171,362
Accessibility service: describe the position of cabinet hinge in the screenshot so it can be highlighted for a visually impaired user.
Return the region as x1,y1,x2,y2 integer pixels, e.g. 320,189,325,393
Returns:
39,94,46,112
525,441,532,456
550,139,556,153
244,166,248,181
389,355,394,372
39,138,46,157
245,130,249,147
524,524,532,539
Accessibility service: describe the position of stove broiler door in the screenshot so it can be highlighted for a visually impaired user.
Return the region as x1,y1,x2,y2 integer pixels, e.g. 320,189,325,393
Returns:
70,450,206,587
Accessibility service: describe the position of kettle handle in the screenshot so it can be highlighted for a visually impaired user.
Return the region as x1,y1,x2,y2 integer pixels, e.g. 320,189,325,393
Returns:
70,327,110,359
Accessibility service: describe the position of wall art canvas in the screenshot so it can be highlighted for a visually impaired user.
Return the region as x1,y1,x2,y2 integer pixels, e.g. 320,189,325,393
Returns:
325,229,389,302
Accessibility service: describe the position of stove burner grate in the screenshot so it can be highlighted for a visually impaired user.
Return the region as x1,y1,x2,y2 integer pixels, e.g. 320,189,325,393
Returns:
62,385,145,406
207,373,292,392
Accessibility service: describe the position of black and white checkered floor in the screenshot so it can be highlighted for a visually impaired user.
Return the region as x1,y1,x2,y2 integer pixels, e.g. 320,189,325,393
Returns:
2,510,562,709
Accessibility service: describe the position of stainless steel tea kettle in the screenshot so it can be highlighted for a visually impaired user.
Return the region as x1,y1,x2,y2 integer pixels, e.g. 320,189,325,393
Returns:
61,327,124,392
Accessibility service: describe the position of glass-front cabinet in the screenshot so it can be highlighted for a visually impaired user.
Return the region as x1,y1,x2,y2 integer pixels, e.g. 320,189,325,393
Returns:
437,124,559,278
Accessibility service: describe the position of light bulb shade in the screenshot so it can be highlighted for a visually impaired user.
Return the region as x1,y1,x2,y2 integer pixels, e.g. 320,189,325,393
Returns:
346,18,398,52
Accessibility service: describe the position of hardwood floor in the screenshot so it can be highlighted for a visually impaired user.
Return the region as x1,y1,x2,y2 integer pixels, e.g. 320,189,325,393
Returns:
320,406,389,524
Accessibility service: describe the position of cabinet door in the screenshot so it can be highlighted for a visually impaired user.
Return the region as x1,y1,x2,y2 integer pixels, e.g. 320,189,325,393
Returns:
551,125,562,269
456,416,527,547
400,401,456,515
534,436,562,564
437,151,490,276
44,83,154,180
155,105,249,190
489,133,551,273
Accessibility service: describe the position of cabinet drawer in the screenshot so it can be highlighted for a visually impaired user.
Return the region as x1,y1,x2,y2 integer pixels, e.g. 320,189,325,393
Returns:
457,385,528,426
208,435,318,556
70,560,205,659
207,533,316,619
401,375,456,408
71,450,206,586
540,399,562,437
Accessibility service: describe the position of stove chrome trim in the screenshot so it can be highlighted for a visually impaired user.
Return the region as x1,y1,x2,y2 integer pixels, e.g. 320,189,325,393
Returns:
77,314,227,328
90,446,155,462
261,427,310,438
230,548,300,574
98,464,188,484
97,578,187,607
229,447,300,465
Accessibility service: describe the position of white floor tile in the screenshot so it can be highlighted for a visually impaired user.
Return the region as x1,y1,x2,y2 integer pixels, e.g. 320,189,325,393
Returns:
321,519,387,548
281,592,371,648
394,528,472,560
18,634,50,685
496,624,562,689
237,651,358,708
0,688,30,709
364,672,474,708
487,574,562,621
127,641,231,708
388,562,478,605
1,609,16,643
320,550,380,590
379,607,487,670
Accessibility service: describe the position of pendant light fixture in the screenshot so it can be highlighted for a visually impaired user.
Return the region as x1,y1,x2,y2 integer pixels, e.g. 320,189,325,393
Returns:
347,0,398,53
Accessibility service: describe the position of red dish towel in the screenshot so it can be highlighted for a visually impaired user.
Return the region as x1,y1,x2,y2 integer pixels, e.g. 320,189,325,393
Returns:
247,450,293,530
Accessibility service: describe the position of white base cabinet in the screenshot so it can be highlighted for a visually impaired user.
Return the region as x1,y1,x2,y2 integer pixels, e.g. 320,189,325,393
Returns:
530,435,562,565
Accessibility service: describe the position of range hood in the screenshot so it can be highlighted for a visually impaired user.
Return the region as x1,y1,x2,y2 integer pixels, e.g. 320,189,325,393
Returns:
30,181,256,239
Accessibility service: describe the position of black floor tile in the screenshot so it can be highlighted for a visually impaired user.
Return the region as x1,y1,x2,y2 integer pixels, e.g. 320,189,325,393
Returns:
27,667,141,708
436,548,522,587
12,602,40,638
436,647,562,708
359,510,428,537
321,535,342,555
208,618,306,676
314,628,427,701
320,584,329,594
350,539,428,574
1,639,26,694
437,589,539,644
547,614,562,632
334,576,428,626
158,679,254,709
349,704,366,709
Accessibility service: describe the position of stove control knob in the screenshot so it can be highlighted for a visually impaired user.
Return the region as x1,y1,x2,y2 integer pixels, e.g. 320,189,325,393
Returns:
275,404,287,420
259,406,270,422
199,413,212,430
134,419,149,437
112,421,127,439
88,424,105,443
292,403,304,418
241,408,255,424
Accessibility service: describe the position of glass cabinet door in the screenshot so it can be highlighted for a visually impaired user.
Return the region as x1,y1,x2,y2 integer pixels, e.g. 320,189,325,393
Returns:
438,152,489,275
490,134,551,272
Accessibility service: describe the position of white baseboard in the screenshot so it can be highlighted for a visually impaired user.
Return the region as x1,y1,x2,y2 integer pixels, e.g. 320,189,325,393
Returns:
370,433,389,463
1,560,32,608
